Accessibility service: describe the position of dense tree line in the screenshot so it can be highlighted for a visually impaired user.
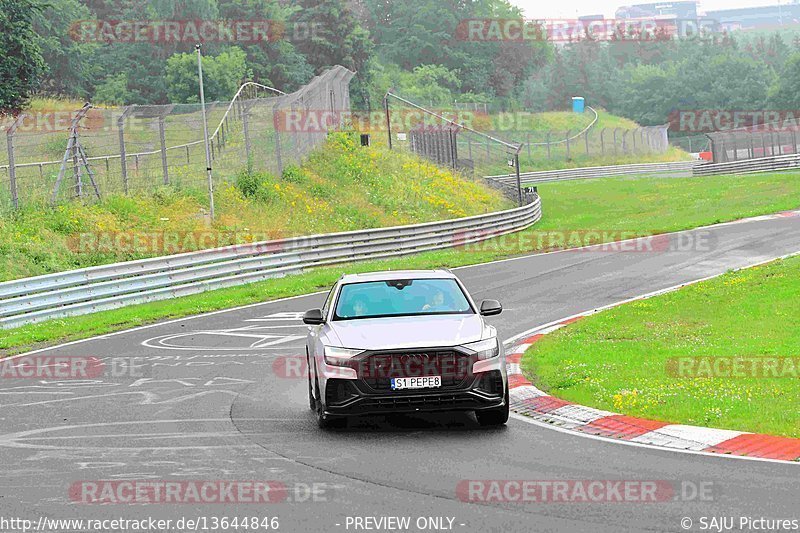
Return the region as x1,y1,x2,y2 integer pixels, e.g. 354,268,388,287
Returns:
2,0,800,128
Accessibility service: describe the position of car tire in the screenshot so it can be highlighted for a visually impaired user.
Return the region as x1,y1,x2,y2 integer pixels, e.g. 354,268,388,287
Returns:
315,375,345,429
307,354,316,411
476,388,510,427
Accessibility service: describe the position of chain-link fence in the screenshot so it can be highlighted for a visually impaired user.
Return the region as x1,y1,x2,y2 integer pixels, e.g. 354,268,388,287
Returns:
383,92,527,204
708,126,800,163
0,65,355,210
669,134,711,154
512,125,670,166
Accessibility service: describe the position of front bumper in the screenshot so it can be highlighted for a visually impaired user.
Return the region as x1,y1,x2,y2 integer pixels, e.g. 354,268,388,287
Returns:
322,369,507,417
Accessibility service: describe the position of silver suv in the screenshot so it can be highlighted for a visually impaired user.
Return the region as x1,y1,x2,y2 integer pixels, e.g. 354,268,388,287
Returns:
303,270,508,429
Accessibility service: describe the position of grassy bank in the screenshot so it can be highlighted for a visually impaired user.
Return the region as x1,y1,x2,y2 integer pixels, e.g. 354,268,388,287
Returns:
521,256,800,438
499,109,691,172
3,171,800,356
0,133,511,281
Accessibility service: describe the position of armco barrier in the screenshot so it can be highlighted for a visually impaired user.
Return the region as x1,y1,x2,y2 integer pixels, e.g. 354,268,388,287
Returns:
693,152,800,176
0,194,541,329
488,161,698,186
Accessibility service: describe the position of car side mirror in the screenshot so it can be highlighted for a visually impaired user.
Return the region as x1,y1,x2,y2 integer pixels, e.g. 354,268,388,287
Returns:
480,299,502,316
303,308,325,325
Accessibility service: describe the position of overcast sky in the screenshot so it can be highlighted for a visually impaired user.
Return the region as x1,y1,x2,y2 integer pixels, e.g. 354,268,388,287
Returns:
514,0,791,19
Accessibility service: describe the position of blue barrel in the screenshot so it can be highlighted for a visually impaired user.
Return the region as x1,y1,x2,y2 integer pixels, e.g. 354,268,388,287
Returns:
572,97,585,113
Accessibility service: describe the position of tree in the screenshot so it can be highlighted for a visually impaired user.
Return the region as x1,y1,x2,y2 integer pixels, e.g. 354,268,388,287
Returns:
289,0,374,107
165,47,251,103
216,0,313,91
32,0,98,98
94,73,132,105
0,0,45,112
290,0,373,74
769,53,800,110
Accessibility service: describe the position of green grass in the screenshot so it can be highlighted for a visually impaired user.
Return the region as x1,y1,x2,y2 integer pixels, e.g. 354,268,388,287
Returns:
0,132,511,281
521,255,800,438
487,109,692,173
3,171,800,356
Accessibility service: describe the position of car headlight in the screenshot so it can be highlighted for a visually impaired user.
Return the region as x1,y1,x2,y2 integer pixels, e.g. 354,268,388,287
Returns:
324,346,364,367
463,338,500,360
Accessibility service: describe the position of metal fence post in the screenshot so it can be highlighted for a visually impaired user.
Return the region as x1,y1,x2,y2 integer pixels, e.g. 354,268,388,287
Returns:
383,94,393,150
565,130,571,159
5,114,25,209
273,107,284,175
613,128,619,155
117,107,133,194
546,131,551,159
242,109,252,172
584,130,590,155
158,116,169,185
600,128,606,155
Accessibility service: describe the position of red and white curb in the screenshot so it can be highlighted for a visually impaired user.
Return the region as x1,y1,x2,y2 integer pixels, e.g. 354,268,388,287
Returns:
507,315,800,462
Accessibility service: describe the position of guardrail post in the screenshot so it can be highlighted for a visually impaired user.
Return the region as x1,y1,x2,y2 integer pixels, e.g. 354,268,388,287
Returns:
514,152,522,206
5,114,24,209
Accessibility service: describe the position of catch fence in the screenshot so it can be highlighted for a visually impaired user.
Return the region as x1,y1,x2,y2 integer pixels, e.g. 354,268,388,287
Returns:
0,66,355,210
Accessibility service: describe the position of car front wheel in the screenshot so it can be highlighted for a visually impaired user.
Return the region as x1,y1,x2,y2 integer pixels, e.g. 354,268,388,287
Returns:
315,375,345,429
307,354,316,410
476,388,510,427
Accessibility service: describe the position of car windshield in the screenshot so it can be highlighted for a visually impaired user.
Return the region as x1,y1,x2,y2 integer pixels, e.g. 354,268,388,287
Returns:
333,278,473,320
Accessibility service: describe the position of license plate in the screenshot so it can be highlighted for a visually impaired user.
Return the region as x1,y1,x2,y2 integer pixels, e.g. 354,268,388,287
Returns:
391,376,442,390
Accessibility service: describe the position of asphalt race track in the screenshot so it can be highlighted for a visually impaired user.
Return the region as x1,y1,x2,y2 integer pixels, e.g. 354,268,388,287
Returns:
1,213,799,533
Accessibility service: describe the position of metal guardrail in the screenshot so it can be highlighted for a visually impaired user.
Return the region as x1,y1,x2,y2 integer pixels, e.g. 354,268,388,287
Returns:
488,161,699,185
692,152,800,176
0,195,541,329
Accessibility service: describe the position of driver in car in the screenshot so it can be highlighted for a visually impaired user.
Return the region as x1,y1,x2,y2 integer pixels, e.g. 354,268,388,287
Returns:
422,290,448,312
